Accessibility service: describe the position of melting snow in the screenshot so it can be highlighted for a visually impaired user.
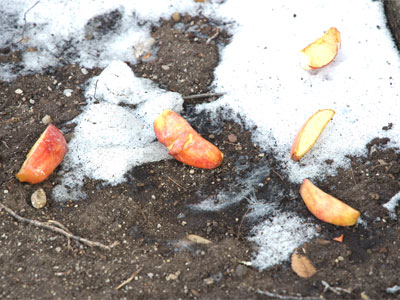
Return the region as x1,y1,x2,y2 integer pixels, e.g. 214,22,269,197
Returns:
2,0,400,271
52,61,183,201
383,191,400,220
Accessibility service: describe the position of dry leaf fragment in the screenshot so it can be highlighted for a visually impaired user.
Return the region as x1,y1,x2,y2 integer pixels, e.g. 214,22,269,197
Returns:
186,234,212,245
291,251,317,278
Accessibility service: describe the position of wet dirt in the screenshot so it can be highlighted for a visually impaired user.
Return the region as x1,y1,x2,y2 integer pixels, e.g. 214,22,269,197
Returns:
1,12,400,300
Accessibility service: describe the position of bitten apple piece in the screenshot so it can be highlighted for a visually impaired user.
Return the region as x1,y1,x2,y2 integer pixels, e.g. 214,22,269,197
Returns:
16,124,68,184
290,109,335,161
300,27,341,70
300,179,360,226
154,109,223,169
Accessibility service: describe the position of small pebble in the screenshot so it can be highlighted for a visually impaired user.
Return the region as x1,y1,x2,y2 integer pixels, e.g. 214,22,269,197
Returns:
235,264,248,277
55,247,62,253
165,271,180,281
14,88,23,95
360,291,371,300
81,68,89,75
161,65,170,71
212,272,223,282
29,99,35,104
31,188,47,209
189,169,195,174
63,89,73,97
228,133,237,143
203,277,214,285
42,115,53,125
172,12,181,22
386,285,400,294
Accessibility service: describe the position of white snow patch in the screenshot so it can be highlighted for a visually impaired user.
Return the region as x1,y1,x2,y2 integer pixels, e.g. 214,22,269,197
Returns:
2,0,400,271
383,191,400,220
190,165,269,211
0,0,216,80
52,61,183,201
197,0,400,184
248,212,317,270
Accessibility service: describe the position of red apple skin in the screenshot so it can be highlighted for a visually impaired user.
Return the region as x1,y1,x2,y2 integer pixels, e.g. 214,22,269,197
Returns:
154,110,223,169
300,179,360,226
290,120,308,161
16,124,68,184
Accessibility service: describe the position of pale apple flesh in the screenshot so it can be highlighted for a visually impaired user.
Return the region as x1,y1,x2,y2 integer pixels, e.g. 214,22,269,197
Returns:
16,124,68,184
154,109,223,169
300,179,360,226
300,27,341,70
290,109,335,161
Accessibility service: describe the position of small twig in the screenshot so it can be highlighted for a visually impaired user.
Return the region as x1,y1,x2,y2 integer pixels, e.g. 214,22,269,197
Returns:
237,260,252,267
206,27,220,45
93,79,99,101
371,161,392,171
257,289,320,300
0,202,118,251
350,167,357,185
115,267,143,290
47,219,72,233
2,140,10,149
182,92,225,100
15,1,41,44
166,175,187,190
272,170,284,182
321,280,352,295
236,207,250,240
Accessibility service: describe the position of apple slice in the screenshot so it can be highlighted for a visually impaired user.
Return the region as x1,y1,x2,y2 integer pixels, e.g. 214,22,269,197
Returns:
300,27,341,70
300,179,360,226
154,109,223,169
290,109,335,161
16,124,68,184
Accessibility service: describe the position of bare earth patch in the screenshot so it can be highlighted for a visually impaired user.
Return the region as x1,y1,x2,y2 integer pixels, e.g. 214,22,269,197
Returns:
1,13,400,300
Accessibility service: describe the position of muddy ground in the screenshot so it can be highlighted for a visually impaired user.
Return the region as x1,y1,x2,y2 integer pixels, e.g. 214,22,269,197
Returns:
1,6,400,300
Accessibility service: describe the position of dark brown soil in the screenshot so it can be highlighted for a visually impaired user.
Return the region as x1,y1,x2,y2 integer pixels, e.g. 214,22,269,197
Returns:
1,12,400,300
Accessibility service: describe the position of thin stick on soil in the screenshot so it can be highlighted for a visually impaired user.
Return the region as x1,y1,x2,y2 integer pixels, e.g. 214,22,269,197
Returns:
166,175,187,190
272,170,284,181
371,161,393,171
182,92,225,100
257,289,321,300
47,219,72,233
115,267,143,290
350,167,357,185
0,202,118,251
15,1,41,44
93,79,99,101
206,27,220,45
321,280,352,295
236,207,250,240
